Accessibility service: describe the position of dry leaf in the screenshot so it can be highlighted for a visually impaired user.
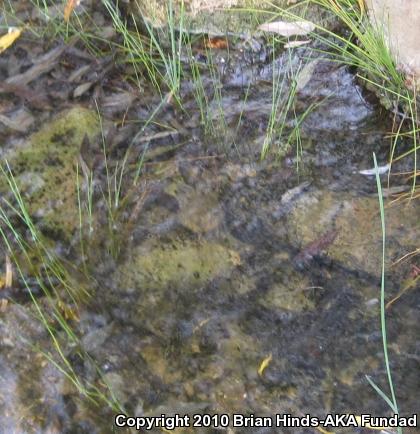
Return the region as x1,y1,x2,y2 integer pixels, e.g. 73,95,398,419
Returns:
203,36,229,50
64,0,80,22
73,81,93,98
259,20,315,37
295,59,320,92
0,27,23,54
284,40,311,49
6,44,66,86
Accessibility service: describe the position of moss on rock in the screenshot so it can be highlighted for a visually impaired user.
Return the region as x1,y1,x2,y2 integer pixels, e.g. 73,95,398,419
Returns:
6,107,100,240
119,239,240,290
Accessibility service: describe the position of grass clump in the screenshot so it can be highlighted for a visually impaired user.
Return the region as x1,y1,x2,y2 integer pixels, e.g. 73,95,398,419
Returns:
0,161,122,412
102,0,187,103
258,0,419,184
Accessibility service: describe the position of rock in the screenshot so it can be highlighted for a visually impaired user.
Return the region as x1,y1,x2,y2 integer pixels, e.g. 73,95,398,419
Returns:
366,0,420,88
166,182,223,233
123,0,327,37
286,188,420,277
119,239,240,291
101,372,128,404
2,107,101,241
259,271,315,312
81,324,113,354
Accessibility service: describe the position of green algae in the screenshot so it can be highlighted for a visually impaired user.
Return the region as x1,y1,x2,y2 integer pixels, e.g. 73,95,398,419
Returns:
120,239,240,290
6,107,100,240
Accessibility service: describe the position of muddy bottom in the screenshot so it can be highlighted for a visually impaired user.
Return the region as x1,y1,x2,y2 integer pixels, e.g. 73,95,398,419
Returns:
0,8,419,434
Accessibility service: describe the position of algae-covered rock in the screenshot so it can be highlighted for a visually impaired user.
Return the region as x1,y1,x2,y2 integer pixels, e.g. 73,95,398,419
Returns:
5,107,100,240
286,189,420,276
260,267,315,312
120,239,240,290
165,180,223,233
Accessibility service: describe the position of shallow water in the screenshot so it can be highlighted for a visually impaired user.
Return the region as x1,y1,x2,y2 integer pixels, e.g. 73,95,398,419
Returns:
0,33,419,434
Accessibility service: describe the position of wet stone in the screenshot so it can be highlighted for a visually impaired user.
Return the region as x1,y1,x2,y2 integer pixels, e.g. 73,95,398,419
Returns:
2,107,101,241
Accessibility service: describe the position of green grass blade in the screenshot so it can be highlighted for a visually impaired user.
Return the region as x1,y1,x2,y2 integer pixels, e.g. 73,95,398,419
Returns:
370,152,401,433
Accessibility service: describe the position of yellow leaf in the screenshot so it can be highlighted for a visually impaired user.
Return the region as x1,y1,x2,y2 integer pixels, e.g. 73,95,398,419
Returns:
0,27,23,54
258,353,272,377
357,0,365,15
64,0,79,22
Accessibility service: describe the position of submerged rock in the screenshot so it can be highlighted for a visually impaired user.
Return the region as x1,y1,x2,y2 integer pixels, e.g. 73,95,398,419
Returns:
119,238,240,291
286,188,420,277
259,268,314,312
165,181,224,233
3,107,100,240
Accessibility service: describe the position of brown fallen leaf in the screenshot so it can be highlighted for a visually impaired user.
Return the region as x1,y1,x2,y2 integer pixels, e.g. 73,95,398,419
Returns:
64,0,80,22
203,36,229,50
73,81,93,98
284,39,311,49
6,44,67,86
0,27,23,54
